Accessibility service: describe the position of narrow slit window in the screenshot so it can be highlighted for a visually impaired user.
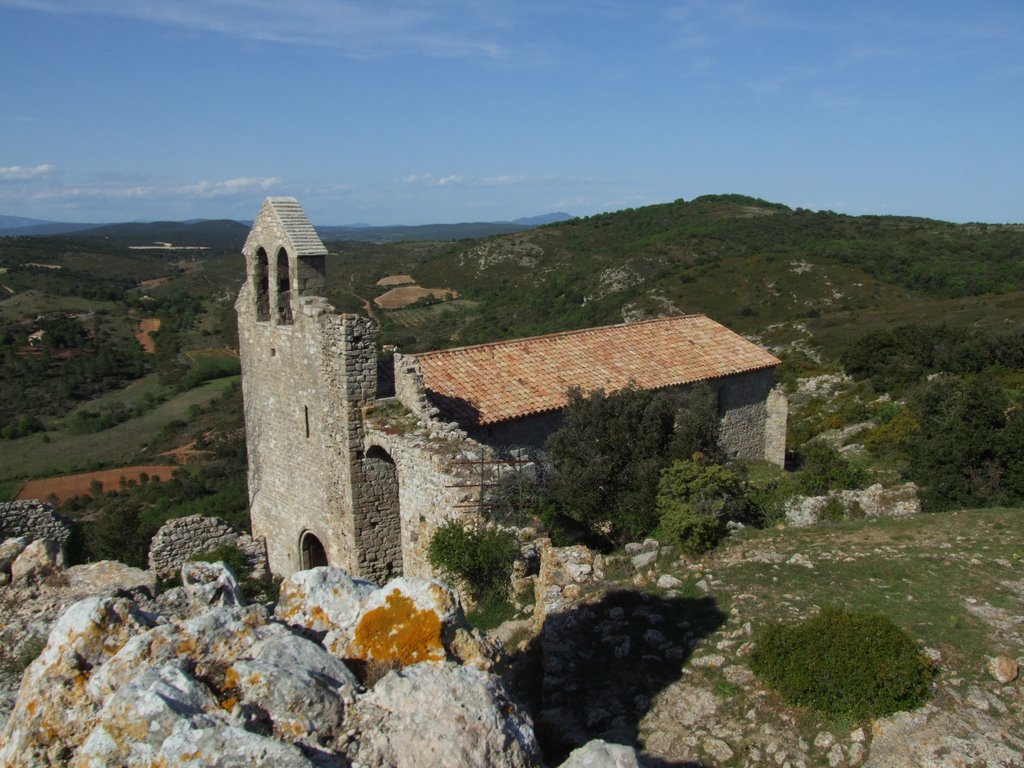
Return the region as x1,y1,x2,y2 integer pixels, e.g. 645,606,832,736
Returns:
304,405,310,438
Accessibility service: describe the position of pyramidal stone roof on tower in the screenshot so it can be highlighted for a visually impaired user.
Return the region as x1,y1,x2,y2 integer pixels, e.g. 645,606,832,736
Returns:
246,196,327,257
414,314,781,426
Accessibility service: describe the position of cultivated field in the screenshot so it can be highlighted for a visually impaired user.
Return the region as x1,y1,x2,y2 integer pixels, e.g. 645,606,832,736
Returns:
374,285,458,309
0,377,236,481
15,465,181,504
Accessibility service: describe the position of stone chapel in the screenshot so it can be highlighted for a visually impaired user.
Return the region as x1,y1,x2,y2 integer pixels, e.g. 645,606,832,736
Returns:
236,197,787,583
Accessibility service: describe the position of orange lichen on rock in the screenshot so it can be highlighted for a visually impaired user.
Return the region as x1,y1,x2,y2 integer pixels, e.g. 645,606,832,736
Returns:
349,589,444,667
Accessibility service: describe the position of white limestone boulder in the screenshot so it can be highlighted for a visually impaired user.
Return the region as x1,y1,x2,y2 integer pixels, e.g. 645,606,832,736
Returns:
558,739,643,767
0,536,29,584
73,663,223,767
181,560,245,608
87,604,288,703
275,565,376,637
227,633,358,748
351,662,543,768
0,597,154,766
10,537,64,583
65,560,157,596
154,723,317,767
340,576,499,670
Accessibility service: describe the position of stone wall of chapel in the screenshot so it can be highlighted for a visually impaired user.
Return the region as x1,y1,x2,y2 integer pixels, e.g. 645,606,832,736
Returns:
237,283,370,578
363,425,486,579
456,369,784,466
706,368,780,463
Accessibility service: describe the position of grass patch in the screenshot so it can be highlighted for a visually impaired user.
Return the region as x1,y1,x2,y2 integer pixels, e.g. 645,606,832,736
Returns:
0,480,21,502
721,507,1024,687
466,598,517,630
0,381,230,482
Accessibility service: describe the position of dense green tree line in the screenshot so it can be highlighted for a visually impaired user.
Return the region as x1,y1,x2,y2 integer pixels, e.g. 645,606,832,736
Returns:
842,324,1024,392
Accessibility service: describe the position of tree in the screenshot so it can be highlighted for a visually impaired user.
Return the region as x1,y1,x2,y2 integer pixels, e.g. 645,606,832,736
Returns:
907,376,1009,510
546,383,721,544
656,458,746,554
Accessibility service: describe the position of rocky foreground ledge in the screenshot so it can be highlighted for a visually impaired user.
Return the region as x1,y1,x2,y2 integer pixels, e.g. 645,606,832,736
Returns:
0,559,638,768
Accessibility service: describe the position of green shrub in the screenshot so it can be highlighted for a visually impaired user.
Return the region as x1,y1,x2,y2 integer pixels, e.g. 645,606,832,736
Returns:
797,442,867,495
427,522,517,606
750,608,932,720
191,543,280,604
191,543,247,574
656,458,746,554
864,410,919,456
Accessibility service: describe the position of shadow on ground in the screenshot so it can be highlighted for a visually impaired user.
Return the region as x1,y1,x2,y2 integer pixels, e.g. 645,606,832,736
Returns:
506,588,726,767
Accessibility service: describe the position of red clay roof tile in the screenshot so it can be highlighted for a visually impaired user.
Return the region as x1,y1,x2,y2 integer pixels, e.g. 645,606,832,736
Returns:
413,314,779,425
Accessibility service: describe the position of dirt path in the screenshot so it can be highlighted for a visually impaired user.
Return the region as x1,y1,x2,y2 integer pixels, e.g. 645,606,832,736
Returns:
349,275,379,322
134,318,161,353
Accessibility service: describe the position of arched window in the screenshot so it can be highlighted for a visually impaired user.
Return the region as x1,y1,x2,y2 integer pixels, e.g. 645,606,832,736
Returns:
300,531,328,569
254,248,270,321
276,248,292,325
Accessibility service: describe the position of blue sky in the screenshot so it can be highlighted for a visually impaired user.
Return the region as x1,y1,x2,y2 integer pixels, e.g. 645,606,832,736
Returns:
1,1,1021,225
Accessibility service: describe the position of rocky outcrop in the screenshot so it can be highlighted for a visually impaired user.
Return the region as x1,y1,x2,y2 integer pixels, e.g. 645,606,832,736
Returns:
785,482,921,527
0,565,547,768
350,663,542,768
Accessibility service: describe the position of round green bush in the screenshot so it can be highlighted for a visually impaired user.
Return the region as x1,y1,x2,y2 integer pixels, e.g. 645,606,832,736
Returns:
749,608,932,720
427,521,517,605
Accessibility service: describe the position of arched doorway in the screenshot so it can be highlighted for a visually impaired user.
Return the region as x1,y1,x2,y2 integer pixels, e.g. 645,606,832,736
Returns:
300,531,328,569
357,446,402,584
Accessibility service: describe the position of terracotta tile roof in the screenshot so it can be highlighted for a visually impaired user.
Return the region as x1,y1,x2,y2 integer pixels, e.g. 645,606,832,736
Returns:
414,314,780,426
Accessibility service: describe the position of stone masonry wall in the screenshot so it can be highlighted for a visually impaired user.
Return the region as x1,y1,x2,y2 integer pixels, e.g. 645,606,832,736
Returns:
0,501,73,547
355,449,402,584
147,514,268,576
764,387,788,467
708,368,780,464
364,424,489,579
238,290,349,577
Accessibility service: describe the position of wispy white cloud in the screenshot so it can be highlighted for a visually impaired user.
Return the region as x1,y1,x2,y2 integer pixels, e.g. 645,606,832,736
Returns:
0,163,56,181
401,172,594,188
1,175,281,202
0,0,509,59
177,177,282,198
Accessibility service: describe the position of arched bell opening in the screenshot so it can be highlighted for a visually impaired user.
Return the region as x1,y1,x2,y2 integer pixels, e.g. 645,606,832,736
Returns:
276,247,293,325
254,248,270,322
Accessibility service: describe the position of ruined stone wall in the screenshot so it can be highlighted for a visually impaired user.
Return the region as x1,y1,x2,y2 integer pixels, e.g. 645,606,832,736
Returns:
147,514,268,576
363,425,488,579
765,387,788,467
0,501,73,547
355,449,402,584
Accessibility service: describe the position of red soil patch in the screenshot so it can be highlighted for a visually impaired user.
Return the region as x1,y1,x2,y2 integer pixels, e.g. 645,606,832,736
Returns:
139,276,171,289
135,318,161,353
15,465,181,505
374,286,458,309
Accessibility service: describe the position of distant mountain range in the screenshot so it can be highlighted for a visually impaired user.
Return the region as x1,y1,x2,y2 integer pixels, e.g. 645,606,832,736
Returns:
0,212,575,243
